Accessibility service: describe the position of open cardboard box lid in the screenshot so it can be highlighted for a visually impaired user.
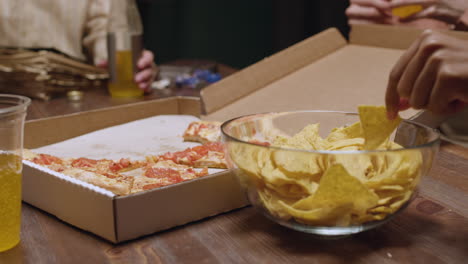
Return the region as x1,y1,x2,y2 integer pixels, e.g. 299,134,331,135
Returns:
202,24,468,128
23,24,468,244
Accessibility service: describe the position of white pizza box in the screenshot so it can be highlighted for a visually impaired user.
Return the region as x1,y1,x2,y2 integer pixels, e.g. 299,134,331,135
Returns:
23,97,248,243
23,25,468,243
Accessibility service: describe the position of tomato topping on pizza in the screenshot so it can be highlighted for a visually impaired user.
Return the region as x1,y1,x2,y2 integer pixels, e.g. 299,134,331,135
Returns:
154,141,226,169
71,157,98,168
32,153,63,165
109,158,132,173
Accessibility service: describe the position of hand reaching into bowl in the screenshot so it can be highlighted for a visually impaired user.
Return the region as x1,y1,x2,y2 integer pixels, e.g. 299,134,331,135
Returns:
386,30,468,119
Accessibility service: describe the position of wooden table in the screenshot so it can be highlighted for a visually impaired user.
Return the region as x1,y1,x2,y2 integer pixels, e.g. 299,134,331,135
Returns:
1,63,468,264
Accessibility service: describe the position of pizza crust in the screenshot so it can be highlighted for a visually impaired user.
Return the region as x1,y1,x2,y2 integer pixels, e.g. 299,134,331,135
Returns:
61,168,133,196
183,121,222,144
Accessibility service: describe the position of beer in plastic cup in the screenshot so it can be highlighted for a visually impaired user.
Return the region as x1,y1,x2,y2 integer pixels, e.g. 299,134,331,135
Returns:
0,94,30,252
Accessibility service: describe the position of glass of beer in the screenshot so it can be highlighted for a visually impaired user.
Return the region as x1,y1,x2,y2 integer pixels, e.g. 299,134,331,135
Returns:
107,0,144,98
0,94,30,252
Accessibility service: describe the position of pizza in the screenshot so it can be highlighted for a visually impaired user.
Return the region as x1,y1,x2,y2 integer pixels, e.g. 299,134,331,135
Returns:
25,151,211,195
148,142,227,169
25,151,143,175
124,160,209,194
69,157,141,174
24,151,136,195
183,120,222,144
23,118,226,196
58,168,134,196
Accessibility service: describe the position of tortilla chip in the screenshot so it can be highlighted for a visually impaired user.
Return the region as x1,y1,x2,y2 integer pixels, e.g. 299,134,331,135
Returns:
392,5,423,18
273,124,328,150
358,105,402,150
273,150,323,179
326,121,362,143
293,164,378,215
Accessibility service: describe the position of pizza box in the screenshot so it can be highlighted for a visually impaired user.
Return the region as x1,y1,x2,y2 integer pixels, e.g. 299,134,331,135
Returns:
22,97,248,243
22,24,468,244
200,24,468,122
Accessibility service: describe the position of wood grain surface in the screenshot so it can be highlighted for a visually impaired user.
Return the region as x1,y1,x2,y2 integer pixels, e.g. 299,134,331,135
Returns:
1,62,467,264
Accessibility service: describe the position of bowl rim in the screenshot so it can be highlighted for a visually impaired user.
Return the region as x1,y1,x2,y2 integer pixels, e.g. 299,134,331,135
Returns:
220,110,441,154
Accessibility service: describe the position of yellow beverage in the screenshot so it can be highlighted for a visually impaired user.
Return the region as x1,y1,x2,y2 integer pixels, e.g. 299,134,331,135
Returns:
108,50,143,98
392,5,423,18
0,153,22,252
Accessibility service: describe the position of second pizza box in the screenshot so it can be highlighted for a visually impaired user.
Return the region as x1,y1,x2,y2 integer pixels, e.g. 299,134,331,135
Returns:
23,24,468,243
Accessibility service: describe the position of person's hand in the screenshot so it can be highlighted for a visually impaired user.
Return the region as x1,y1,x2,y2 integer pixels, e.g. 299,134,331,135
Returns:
135,50,158,93
391,0,468,24
386,30,468,119
346,0,393,25
96,49,158,94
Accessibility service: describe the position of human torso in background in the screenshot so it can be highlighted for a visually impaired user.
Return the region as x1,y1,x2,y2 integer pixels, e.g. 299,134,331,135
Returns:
0,0,109,64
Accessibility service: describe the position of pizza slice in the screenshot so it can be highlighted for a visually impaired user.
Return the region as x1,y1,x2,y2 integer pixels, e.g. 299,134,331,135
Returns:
69,157,144,175
25,151,68,171
183,120,222,144
58,167,134,195
148,142,227,169
124,160,209,193
24,151,135,196
24,151,143,173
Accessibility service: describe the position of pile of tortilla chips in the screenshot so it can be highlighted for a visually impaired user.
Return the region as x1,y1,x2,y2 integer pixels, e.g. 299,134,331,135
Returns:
229,106,422,226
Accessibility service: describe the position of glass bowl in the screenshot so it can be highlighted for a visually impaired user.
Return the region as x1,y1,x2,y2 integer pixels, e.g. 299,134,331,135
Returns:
221,111,440,237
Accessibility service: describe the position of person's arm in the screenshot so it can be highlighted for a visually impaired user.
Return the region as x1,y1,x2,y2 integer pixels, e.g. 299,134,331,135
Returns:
346,0,393,25
386,30,468,119
83,0,109,65
86,0,157,93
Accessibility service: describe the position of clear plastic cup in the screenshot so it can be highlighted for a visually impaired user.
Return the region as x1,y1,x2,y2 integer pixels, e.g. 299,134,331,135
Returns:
0,94,30,252
107,0,144,98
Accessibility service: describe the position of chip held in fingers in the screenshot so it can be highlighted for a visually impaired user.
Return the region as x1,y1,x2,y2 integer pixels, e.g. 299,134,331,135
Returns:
358,105,402,150
392,5,423,18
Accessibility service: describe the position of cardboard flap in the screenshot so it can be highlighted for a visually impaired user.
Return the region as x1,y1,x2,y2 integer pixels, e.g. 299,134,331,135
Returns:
204,44,412,122
350,24,468,50
350,24,425,50
201,28,347,115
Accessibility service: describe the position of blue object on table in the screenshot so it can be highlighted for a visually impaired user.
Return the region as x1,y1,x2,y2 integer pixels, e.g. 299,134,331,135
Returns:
193,69,211,79
204,73,221,83
175,69,222,88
